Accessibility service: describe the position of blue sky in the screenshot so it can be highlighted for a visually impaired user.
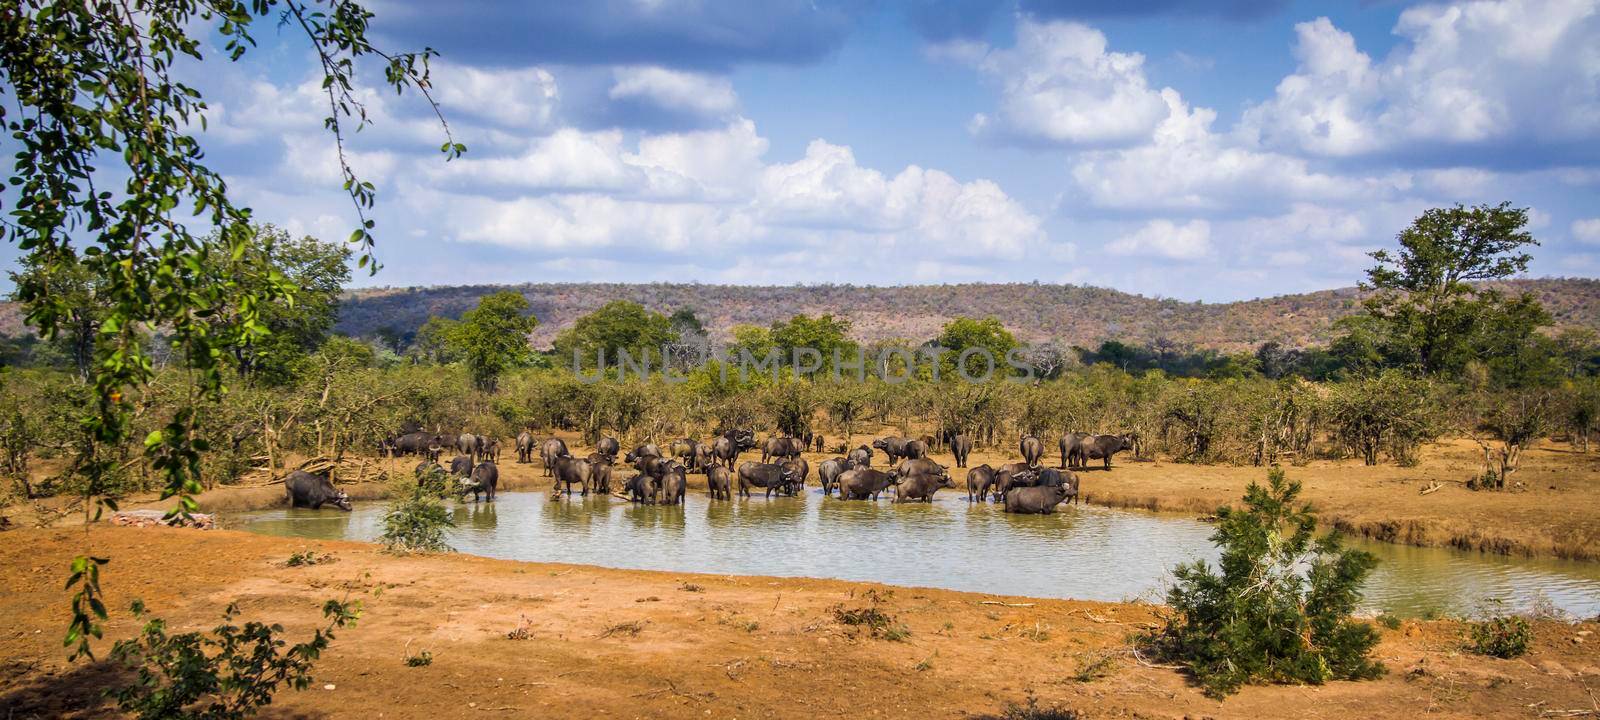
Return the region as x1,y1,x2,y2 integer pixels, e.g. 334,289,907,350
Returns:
21,0,1600,302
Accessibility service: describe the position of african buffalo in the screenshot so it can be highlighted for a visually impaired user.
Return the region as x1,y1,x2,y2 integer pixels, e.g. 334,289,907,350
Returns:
670,439,700,468
1003,484,1071,514
660,464,687,505
761,436,804,464
736,461,798,499
950,434,973,468
1019,435,1044,467
466,462,498,502
456,433,479,460
836,468,901,501
965,464,995,502
540,438,569,476
624,473,659,504
551,455,591,497
1059,432,1089,469
516,431,535,463
692,444,717,474
992,461,1038,501
285,470,350,511
818,457,854,496
597,436,620,460
586,452,614,494
705,465,732,500
631,453,673,480
812,434,826,453
872,436,916,465
780,457,809,494
448,454,473,480
387,431,443,461
847,445,872,468
713,429,756,470
481,437,500,463
895,457,948,479
625,443,662,464
1075,434,1136,469
896,472,954,502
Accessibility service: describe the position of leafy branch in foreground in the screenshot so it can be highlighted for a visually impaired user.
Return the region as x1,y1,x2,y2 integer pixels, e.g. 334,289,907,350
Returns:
1146,467,1384,698
110,598,361,720
0,0,458,659
380,487,454,553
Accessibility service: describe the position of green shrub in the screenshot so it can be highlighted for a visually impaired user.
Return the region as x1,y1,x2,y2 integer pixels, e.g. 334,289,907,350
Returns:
404,649,433,667
1469,611,1532,658
110,598,360,720
1148,468,1384,698
379,489,453,554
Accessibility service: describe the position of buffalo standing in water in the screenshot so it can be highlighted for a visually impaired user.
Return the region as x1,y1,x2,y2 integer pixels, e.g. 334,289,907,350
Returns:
465,462,498,502
551,455,591,497
896,472,954,503
285,470,351,511
736,461,797,498
713,429,756,470
817,457,854,496
659,464,687,505
847,445,872,468
705,465,732,500
835,468,901,501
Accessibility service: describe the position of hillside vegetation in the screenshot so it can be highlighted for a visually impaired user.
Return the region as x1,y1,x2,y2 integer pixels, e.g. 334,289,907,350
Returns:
321,278,1600,351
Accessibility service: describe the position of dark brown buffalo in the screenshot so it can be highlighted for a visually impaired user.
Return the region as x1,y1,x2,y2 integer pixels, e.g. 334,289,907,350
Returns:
736,461,798,498
1059,432,1089,468
285,470,350,511
817,457,854,496
949,434,974,468
895,457,948,479
780,457,809,494
761,436,804,464
481,437,500,463
585,452,614,494
692,444,717,474
670,438,700,468
597,436,620,460
713,429,756,470
632,453,672,480
448,454,473,479
847,445,872,468
895,472,954,503
1076,434,1136,469
516,431,535,463
836,468,901,501
625,443,662,464
705,465,732,500
660,464,687,505
812,434,826,453
1003,484,1071,514
965,464,995,502
904,439,929,460
466,462,498,502
551,455,591,497
540,438,569,476
623,473,659,504
871,436,916,465
1019,434,1044,467
991,461,1038,501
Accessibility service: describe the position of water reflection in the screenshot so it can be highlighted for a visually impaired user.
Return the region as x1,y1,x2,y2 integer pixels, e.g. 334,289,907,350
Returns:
230,490,1600,618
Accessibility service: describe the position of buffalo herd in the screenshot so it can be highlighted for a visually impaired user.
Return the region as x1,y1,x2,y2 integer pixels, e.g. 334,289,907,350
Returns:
287,428,1137,516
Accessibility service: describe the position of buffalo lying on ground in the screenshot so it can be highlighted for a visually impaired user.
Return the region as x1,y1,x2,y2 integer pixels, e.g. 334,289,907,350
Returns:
285,470,350,511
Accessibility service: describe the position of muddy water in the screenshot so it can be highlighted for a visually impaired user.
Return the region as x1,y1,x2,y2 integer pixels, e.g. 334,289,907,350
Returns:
232,490,1600,618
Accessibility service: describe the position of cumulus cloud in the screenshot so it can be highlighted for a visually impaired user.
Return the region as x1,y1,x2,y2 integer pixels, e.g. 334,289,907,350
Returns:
609,66,739,118
1107,219,1213,260
972,19,1171,147
1238,2,1600,163
1574,218,1600,245
433,62,558,129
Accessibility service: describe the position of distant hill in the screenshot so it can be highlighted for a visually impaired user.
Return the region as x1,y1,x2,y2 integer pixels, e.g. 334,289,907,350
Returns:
4,278,1595,352
327,278,1600,352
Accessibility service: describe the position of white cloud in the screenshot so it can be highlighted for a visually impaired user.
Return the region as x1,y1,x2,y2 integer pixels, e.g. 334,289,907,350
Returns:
1574,217,1600,244
433,62,559,129
1069,90,1403,210
1107,219,1213,261
609,66,739,117
1239,2,1600,159
972,19,1171,147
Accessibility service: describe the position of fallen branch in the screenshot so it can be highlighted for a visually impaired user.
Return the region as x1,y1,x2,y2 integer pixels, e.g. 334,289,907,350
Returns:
979,601,1035,607
1420,482,1444,496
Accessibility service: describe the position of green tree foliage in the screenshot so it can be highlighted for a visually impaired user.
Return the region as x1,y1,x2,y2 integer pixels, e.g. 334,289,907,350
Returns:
1324,371,1438,466
769,313,856,377
937,316,1018,379
410,317,461,365
1,0,456,659
449,292,537,391
1152,468,1383,698
380,488,454,553
1358,203,1544,380
219,226,353,385
553,300,676,370
110,598,361,720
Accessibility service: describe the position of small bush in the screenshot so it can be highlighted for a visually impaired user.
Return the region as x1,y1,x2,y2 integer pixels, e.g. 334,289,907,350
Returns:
1469,610,1532,659
380,489,453,554
978,695,1080,720
832,592,909,642
1376,613,1402,630
404,650,433,667
505,615,534,641
1146,468,1384,698
1069,650,1118,682
599,620,645,639
285,550,334,567
110,598,360,720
